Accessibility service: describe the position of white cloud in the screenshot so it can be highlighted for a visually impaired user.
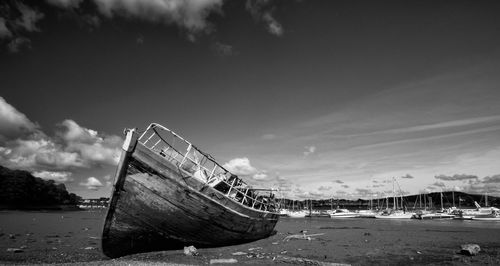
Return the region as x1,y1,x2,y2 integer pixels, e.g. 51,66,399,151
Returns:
0,17,12,38
0,98,122,171
7,37,32,53
223,157,258,176
13,3,44,33
92,0,223,36
246,0,284,36
0,96,38,142
58,119,122,166
253,172,268,180
80,177,104,190
212,41,234,56
303,145,316,156
32,170,73,183
4,138,84,169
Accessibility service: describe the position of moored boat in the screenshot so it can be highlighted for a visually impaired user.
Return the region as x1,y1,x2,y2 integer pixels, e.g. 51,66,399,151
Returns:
357,209,378,218
288,210,308,218
375,209,413,219
330,208,359,218
472,209,500,221
305,210,331,218
102,123,279,258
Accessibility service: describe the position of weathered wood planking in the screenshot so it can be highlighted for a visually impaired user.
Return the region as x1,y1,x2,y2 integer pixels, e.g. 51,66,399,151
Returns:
102,137,279,258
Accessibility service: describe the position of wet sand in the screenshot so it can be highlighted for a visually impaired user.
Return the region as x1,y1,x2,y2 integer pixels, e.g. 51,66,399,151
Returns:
1,210,500,265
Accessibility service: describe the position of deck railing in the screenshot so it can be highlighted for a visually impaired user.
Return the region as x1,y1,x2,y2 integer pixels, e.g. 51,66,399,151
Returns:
138,123,276,212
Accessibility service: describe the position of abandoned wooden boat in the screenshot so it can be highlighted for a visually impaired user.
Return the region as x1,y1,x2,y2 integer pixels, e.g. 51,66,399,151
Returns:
102,123,279,258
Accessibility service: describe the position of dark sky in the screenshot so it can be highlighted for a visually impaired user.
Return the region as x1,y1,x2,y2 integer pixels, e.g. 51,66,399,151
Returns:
1,0,500,198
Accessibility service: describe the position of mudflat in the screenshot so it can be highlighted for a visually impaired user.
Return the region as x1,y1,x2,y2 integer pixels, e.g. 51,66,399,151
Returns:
1,210,500,265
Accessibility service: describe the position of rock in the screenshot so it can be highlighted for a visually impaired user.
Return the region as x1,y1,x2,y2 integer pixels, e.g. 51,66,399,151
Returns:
20,245,28,249
9,234,16,239
460,244,480,256
210,258,238,264
83,246,96,250
364,232,371,236
183,245,199,256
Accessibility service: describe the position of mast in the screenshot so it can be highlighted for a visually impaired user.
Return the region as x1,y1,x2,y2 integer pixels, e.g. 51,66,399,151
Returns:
424,193,427,211
419,193,422,209
440,191,444,211
452,190,455,207
392,177,396,209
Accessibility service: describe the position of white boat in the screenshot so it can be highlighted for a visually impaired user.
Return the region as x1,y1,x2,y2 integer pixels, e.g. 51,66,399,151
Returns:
288,210,308,218
375,178,413,219
418,213,454,220
472,209,500,221
453,202,500,221
330,209,359,218
357,209,378,218
413,209,454,220
278,209,290,217
375,209,413,219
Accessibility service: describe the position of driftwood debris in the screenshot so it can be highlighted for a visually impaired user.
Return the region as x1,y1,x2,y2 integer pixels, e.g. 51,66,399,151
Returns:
209,258,238,264
274,255,350,266
283,233,325,242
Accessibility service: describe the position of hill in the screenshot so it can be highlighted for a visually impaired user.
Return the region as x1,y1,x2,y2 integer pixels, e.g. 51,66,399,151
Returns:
0,165,82,210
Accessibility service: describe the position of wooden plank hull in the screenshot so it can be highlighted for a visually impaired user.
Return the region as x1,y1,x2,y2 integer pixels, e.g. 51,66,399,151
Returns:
102,140,279,258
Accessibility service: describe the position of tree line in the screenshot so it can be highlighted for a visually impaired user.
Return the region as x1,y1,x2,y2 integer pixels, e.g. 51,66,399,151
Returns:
0,165,81,209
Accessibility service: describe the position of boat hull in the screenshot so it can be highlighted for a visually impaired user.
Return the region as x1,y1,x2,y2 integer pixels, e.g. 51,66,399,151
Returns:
375,213,413,219
415,214,455,220
472,217,500,221
330,214,359,218
102,140,278,258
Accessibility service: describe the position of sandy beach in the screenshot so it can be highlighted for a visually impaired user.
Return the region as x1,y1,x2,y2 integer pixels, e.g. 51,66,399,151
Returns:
1,210,500,265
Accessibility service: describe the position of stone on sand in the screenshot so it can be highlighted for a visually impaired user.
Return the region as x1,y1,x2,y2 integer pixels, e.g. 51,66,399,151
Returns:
460,244,480,256
183,245,199,256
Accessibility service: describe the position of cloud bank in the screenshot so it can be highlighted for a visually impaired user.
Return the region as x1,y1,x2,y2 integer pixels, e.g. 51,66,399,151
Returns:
0,97,122,176
435,174,479,181
1,0,287,52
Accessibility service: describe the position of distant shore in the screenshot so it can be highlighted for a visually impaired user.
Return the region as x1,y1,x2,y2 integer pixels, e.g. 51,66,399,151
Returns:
0,205,82,211
2,210,500,265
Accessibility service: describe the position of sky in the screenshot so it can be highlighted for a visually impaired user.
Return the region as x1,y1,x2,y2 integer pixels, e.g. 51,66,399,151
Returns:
1,0,500,199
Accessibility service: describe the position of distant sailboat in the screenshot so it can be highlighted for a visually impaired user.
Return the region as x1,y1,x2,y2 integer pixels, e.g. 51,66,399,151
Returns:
375,177,413,219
